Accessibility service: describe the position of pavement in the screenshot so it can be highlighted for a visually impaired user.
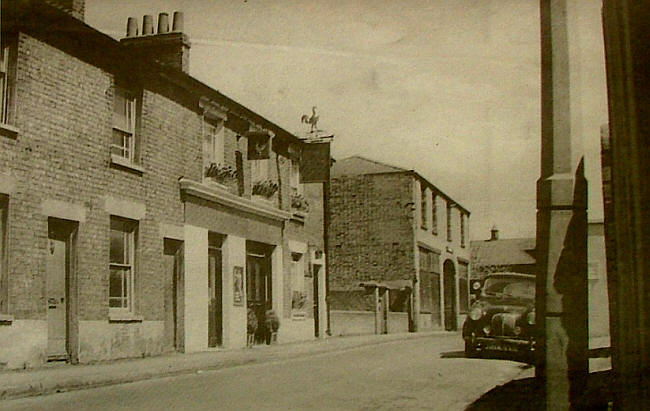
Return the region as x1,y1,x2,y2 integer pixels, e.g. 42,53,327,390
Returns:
0,331,451,401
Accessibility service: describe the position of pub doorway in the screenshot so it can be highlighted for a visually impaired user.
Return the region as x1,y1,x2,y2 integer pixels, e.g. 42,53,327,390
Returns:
246,241,273,344
208,233,224,348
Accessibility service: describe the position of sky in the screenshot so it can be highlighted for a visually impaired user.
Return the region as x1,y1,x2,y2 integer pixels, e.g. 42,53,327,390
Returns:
86,0,607,241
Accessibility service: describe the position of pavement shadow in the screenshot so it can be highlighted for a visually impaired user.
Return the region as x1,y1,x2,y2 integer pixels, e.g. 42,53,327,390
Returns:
440,350,534,366
465,370,612,411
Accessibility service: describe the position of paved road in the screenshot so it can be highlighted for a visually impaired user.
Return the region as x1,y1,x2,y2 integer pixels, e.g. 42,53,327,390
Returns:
3,334,532,410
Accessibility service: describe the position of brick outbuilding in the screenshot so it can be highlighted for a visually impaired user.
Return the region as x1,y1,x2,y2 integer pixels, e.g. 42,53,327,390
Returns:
327,156,470,335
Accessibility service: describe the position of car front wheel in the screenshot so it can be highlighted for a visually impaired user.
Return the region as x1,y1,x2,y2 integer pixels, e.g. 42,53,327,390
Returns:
464,339,478,358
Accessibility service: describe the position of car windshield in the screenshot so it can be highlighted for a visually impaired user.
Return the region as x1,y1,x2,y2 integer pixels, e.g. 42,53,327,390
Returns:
482,277,535,299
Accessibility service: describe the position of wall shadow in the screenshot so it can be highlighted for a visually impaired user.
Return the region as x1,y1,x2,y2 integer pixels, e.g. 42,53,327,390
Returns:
465,370,612,411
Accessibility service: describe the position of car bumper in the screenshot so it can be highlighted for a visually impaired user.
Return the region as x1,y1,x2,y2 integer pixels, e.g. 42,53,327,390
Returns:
466,335,534,352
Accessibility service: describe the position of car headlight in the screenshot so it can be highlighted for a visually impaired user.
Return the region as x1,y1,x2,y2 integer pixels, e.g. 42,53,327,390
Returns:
526,310,535,325
469,306,484,321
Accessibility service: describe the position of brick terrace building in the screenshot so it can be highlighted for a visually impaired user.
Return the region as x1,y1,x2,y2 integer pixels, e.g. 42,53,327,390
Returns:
327,156,470,335
0,0,327,369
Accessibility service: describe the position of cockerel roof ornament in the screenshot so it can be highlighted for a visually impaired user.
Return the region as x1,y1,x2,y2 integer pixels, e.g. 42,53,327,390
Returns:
301,106,319,133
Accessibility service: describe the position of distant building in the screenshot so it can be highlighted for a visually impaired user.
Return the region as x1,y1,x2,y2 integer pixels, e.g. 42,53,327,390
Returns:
327,156,471,335
470,224,610,345
470,226,536,279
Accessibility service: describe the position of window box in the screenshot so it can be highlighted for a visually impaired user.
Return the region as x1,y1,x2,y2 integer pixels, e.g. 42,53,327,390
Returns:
290,192,310,213
204,162,237,185
252,179,278,198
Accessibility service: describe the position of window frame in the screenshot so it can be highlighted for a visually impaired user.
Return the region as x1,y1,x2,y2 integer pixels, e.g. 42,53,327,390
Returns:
111,85,140,164
290,158,302,195
460,213,466,248
203,118,225,169
251,158,270,183
420,185,428,230
431,193,438,235
0,34,17,128
109,217,137,314
446,203,453,242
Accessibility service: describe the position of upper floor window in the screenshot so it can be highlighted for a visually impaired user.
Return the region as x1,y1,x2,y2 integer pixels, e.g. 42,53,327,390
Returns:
460,214,466,248
420,185,428,229
109,217,137,313
431,193,438,235
290,159,301,194
0,37,16,127
446,203,452,242
112,86,139,163
203,120,225,168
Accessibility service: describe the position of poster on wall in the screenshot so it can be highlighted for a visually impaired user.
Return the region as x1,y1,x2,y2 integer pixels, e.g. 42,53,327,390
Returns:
233,266,244,306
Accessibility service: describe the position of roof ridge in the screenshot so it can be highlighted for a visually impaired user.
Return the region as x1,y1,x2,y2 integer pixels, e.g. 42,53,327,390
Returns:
342,155,408,172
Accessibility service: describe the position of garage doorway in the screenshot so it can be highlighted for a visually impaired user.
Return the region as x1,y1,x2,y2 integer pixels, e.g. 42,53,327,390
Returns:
443,259,457,331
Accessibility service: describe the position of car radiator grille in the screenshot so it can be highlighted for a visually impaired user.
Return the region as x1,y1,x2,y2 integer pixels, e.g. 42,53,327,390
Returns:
491,313,518,337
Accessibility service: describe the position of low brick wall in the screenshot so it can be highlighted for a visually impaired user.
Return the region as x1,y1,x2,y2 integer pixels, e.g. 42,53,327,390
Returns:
330,310,410,336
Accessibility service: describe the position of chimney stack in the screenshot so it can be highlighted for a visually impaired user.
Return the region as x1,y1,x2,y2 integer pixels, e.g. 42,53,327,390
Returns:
120,11,191,73
490,225,499,241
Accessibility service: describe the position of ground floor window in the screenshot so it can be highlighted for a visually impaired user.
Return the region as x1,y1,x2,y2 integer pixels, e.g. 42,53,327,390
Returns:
109,217,137,312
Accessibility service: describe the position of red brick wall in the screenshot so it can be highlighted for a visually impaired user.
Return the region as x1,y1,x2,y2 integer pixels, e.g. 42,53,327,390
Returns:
328,172,415,295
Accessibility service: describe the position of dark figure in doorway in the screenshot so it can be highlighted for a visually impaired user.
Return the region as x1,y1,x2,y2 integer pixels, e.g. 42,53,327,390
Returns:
265,309,280,344
247,308,258,348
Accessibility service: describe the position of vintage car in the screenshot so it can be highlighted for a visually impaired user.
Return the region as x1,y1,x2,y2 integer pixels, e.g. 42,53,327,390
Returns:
462,272,536,358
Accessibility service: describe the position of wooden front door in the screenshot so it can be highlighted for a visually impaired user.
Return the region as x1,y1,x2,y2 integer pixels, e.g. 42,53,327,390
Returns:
246,246,271,344
313,264,320,337
47,219,76,360
208,235,223,348
163,239,183,352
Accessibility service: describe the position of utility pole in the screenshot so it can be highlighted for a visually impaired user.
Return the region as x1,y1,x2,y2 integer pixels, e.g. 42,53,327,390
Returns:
537,0,589,409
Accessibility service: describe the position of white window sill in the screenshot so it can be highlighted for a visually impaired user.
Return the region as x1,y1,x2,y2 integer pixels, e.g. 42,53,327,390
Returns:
0,313,14,325
252,195,275,206
110,154,145,174
202,179,230,192
0,122,19,138
108,311,144,323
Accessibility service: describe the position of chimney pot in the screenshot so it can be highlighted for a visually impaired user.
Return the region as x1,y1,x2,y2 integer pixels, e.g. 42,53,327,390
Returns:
172,11,184,32
143,15,154,35
126,17,138,37
158,13,170,34
490,225,499,241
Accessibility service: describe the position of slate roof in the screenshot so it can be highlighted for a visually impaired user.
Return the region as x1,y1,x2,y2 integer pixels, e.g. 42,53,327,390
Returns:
471,237,536,267
330,156,407,177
